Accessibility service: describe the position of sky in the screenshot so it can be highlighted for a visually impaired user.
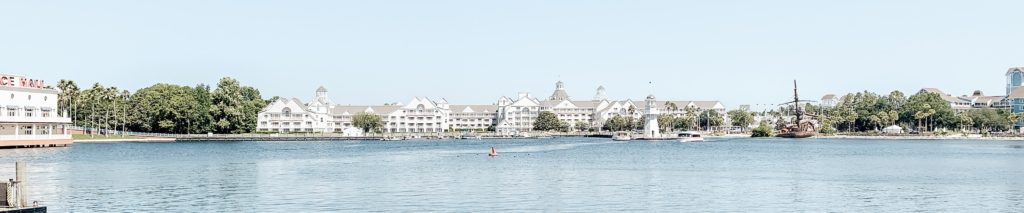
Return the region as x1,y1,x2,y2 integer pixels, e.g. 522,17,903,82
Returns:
2,0,1022,110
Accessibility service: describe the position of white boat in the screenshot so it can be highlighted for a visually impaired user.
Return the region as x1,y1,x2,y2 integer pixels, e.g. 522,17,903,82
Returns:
381,136,405,141
518,132,531,138
678,132,704,142
612,131,632,141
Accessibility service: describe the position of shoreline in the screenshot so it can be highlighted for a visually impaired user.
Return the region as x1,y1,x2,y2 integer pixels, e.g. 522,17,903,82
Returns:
66,134,1024,143
74,138,177,143
814,135,1024,141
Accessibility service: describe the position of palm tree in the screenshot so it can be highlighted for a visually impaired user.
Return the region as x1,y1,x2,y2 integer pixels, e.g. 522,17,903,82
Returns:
665,102,679,113
1006,112,1022,133
121,90,130,134
685,106,697,131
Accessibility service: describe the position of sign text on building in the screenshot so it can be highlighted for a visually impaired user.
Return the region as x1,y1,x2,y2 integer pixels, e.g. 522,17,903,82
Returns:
0,75,45,89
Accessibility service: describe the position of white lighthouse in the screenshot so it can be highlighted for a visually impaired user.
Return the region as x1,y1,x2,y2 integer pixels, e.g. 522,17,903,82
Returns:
643,94,661,138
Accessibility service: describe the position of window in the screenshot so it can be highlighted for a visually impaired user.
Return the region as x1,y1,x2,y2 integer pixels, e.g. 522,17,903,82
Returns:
42,111,50,117
24,109,33,117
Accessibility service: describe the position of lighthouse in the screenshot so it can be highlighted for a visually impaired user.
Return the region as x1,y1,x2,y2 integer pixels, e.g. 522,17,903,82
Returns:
643,94,661,138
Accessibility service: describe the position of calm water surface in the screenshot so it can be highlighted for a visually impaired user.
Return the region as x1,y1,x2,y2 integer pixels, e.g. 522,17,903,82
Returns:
1,138,1023,212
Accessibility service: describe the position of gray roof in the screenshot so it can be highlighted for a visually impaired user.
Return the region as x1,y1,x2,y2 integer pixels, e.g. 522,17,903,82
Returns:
920,88,971,103
450,105,499,113
920,88,946,95
330,105,402,115
1007,67,1024,75
539,100,562,107
290,98,310,112
549,90,570,101
570,101,600,108
821,94,836,100
972,96,1006,103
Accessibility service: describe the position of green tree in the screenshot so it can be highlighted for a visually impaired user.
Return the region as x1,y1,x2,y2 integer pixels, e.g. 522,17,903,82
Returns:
665,101,679,113
727,109,754,131
56,80,80,117
751,122,774,137
210,77,266,133
967,108,1013,132
130,83,197,133
902,92,953,132
533,111,563,131
673,116,694,131
604,115,629,131
188,84,214,134
574,121,590,132
698,110,724,131
956,112,974,132
352,112,384,133
657,115,675,132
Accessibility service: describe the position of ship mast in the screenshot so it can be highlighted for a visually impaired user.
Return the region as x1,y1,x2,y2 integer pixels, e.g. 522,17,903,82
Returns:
793,80,802,123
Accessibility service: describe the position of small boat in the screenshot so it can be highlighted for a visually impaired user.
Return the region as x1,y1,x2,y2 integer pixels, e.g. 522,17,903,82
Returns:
678,132,704,142
612,131,632,141
488,147,498,157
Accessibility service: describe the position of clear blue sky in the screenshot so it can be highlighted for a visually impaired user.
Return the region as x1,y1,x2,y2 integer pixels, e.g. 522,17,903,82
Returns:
2,0,1022,109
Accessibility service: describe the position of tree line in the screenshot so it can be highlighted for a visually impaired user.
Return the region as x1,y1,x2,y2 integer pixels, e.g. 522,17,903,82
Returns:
795,90,1020,134
56,77,268,134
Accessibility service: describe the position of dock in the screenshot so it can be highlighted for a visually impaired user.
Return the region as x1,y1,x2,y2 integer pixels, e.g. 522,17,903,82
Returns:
0,207,46,213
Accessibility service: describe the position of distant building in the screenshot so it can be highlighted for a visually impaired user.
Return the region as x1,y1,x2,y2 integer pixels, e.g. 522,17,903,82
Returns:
820,94,839,107
1006,67,1024,95
258,81,727,135
1006,67,1024,129
0,74,73,148
511,81,727,133
918,88,973,113
258,87,453,134
959,90,1009,109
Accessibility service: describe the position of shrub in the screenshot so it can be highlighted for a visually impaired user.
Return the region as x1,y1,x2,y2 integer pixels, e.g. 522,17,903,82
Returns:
751,122,774,137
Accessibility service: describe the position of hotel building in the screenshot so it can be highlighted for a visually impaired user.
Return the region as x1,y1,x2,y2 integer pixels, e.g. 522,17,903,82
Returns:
257,81,726,135
0,74,73,148
492,81,726,134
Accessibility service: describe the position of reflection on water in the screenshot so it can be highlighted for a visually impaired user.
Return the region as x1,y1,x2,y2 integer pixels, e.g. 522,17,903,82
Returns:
1,138,1023,212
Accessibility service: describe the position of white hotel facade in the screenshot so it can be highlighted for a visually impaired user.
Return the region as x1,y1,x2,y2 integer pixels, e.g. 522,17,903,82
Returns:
257,81,726,135
0,74,73,148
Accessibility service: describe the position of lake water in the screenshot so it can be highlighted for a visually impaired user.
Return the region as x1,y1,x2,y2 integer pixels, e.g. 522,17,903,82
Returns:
1,138,1023,212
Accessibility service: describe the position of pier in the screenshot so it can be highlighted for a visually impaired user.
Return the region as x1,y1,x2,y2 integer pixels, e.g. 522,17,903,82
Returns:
1,162,45,213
